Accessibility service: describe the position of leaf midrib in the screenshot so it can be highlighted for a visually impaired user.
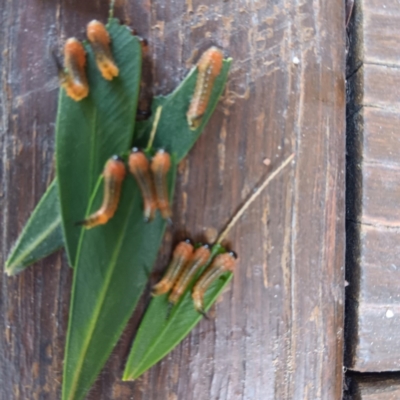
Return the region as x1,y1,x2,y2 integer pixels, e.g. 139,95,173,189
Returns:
131,302,184,377
88,108,99,199
128,270,203,378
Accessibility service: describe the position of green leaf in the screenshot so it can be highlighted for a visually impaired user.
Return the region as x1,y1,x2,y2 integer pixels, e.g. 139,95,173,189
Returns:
63,162,177,400
122,244,233,381
135,59,233,162
5,179,64,276
56,19,142,267
62,59,231,400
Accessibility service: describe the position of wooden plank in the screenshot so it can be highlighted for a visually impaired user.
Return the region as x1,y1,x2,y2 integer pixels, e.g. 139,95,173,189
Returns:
348,374,400,399
346,109,400,371
346,0,400,372
363,0,400,67
361,163,400,227
348,64,400,115
0,0,345,398
362,108,400,165
347,0,400,74
347,223,400,372
346,107,400,222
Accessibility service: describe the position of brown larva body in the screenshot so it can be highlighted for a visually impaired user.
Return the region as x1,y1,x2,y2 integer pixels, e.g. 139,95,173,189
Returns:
192,251,236,315
87,20,119,80
80,156,126,229
61,38,89,101
128,148,158,222
152,240,194,296
151,150,172,221
186,47,224,130
168,244,211,305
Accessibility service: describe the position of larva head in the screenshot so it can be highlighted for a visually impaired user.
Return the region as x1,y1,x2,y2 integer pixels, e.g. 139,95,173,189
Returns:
173,239,194,258
193,243,211,263
64,38,86,69
128,147,150,173
197,46,224,76
213,251,237,272
151,149,171,173
228,250,238,260
104,156,126,181
87,20,110,45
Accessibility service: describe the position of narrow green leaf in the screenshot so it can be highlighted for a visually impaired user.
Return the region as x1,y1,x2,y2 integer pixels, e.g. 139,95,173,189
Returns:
62,57,231,399
5,179,64,276
62,162,177,400
135,59,232,162
123,244,233,381
56,19,142,266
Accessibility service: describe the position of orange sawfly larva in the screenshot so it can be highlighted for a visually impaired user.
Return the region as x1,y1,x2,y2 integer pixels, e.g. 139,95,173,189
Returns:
192,250,237,317
186,46,224,130
128,147,158,222
78,156,126,229
152,239,194,296
151,149,172,222
86,20,119,80
168,243,211,305
58,38,89,101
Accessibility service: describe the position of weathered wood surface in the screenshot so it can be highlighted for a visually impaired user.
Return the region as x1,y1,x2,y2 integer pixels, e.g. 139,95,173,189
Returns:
346,0,400,372
0,0,345,399
347,374,400,400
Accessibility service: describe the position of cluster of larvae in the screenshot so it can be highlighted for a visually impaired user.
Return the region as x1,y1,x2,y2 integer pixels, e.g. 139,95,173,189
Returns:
58,20,225,227
78,149,171,228
152,239,237,315
58,20,231,309
58,19,224,130
58,20,119,101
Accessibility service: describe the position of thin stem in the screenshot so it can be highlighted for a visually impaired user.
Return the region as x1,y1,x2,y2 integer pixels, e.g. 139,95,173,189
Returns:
109,0,115,19
146,106,163,151
216,153,295,244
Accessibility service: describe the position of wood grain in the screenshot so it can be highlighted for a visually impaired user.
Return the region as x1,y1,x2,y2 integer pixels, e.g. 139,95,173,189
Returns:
346,0,400,373
362,0,400,68
346,223,400,372
347,374,400,399
0,0,345,399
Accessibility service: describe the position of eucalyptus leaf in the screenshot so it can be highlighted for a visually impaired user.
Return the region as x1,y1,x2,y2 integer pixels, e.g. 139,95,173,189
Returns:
56,19,142,266
62,57,231,400
123,244,233,381
5,179,64,276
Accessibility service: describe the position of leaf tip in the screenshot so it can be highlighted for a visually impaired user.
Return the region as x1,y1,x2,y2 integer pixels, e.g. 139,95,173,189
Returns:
4,266,21,277
121,372,135,382
4,259,18,276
